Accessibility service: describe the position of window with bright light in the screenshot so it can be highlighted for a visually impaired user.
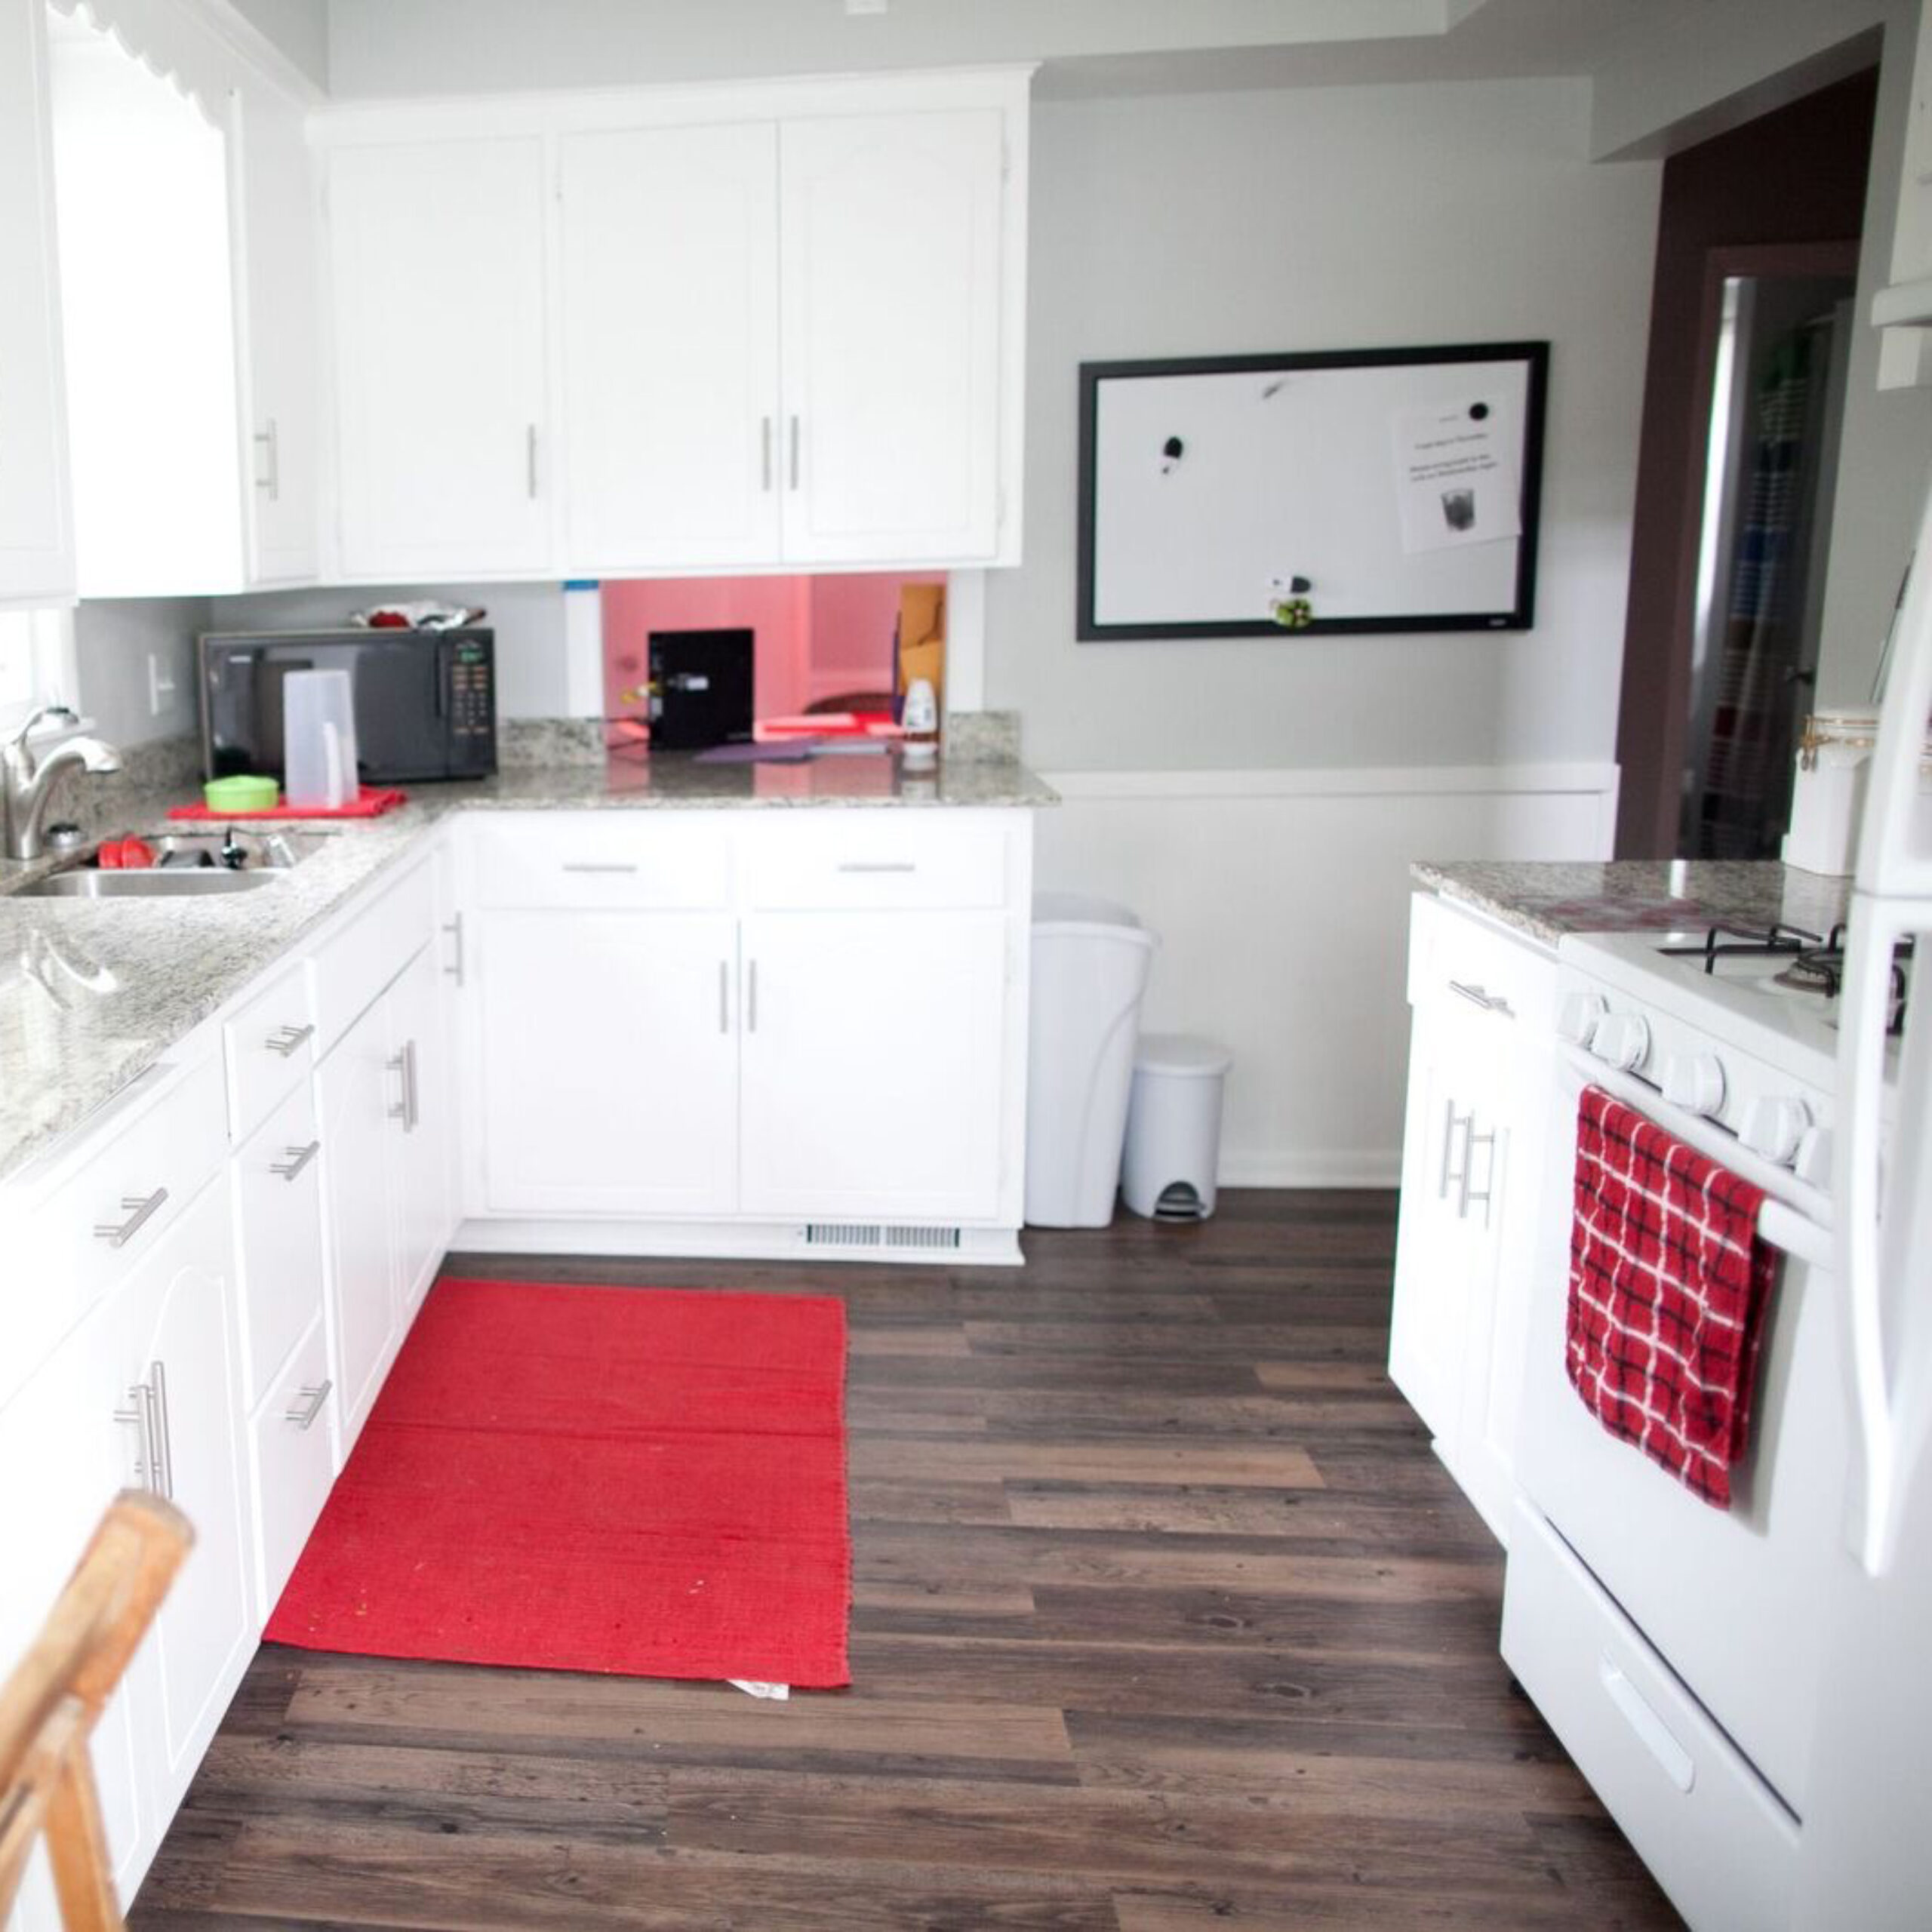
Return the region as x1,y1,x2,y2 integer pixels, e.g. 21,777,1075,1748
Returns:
0,608,82,738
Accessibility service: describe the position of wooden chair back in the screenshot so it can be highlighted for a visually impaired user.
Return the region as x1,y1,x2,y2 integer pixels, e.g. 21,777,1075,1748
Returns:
0,1491,192,1931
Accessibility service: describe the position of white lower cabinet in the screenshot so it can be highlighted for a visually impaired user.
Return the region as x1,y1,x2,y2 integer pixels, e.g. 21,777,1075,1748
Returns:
738,909,1008,1220
316,919,456,1457
1388,891,1556,1543
481,908,740,1216
459,811,1030,1243
248,1315,335,1610
104,1174,254,1814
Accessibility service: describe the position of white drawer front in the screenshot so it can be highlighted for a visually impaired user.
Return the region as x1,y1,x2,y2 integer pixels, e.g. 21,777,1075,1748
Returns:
233,1079,326,1408
308,857,435,1052
742,816,1008,910
472,814,732,910
1407,890,1557,1031
3,1054,227,1407
1501,1502,1799,1932
249,1315,334,1616
223,959,316,1144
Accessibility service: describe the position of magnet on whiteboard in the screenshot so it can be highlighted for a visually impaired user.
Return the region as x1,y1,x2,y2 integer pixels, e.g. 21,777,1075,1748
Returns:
1160,435,1185,474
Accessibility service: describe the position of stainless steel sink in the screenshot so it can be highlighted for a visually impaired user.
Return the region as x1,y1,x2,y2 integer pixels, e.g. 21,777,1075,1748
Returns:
15,868,280,898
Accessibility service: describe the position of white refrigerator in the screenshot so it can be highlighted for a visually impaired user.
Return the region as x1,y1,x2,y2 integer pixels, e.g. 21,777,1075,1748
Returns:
1797,485,1932,1925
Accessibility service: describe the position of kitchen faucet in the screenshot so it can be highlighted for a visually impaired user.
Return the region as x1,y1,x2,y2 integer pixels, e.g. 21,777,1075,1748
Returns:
2,706,124,861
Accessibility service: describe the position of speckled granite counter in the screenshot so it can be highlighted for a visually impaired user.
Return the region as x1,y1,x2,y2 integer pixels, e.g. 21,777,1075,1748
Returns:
1411,859,1854,949
0,752,1056,1186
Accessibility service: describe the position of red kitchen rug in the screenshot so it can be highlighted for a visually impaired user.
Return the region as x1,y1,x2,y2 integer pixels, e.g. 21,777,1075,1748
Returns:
266,1278,851,1687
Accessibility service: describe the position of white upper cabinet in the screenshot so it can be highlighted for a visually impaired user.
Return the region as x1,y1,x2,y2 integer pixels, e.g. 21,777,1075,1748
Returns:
326,136,552,580
229,79,321,583
778,109,1005,565
320,70,1029,580
559,122,782,571
0,0,75,606
44,6,321,595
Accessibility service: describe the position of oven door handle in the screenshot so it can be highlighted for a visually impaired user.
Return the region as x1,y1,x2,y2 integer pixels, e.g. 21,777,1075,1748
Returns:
1832,894,1931,1578
1559,1044,1834,1266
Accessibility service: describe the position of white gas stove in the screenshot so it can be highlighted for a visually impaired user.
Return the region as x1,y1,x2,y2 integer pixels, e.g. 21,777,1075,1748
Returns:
1555,919,1909,1204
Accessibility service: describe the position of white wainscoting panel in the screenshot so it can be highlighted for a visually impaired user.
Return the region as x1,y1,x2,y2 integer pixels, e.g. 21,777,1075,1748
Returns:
1034,763,1619,1187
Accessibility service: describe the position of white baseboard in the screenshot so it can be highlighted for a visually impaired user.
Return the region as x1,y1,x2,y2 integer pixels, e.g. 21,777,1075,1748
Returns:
1218,1151,1401,1189
452,1217,1026,1268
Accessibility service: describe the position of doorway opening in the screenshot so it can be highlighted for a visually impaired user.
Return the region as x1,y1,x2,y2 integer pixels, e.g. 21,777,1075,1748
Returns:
1681,257,1857,858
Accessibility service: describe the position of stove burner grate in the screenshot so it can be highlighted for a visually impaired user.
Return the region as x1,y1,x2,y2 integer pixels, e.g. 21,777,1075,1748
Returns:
1664,920,1912,1035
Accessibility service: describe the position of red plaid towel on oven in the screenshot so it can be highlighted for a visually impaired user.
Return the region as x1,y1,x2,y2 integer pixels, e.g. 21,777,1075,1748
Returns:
1567,1085,1777,1509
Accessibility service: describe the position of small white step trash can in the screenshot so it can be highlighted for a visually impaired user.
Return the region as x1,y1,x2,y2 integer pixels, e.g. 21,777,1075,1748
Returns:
1025,893,1158,1227
1121,1034,1233,1222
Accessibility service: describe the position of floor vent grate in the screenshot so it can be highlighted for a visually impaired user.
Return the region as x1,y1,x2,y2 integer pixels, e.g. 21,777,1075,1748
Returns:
806,1223,883,1247
804,1223,964,1251
886,1226,963,1251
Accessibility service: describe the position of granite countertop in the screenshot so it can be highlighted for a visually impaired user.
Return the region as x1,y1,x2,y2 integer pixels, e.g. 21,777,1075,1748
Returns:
0,750,1056,1188
1412,858,1854,949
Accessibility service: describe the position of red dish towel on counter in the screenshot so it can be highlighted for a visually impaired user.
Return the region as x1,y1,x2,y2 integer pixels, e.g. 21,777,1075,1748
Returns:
1567,1085,1777,1509
166,785,408,822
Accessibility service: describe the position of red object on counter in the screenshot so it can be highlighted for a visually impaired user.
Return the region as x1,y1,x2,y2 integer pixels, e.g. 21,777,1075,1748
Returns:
96,837,155,868
166,786,409,822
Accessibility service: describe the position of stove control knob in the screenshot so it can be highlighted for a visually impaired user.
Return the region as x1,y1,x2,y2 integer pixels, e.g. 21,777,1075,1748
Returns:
1793,1124,1833,1189
1662,1052,1727,1117
1740,1095,1811,1166
1558,990,1607,1047
1594,1012,1651,1072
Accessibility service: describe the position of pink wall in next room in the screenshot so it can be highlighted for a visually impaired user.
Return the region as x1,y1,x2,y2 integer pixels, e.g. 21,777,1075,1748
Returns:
602,573,942,724
603,577,813,723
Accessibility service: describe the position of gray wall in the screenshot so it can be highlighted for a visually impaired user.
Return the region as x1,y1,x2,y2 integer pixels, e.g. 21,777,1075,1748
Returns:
227,0,328,90
72,598,209,747
983,79,1663,772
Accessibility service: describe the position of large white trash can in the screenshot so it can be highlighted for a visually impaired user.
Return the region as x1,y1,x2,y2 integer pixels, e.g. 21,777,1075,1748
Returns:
1024,892,1158,1227
1121,1034,1233,1222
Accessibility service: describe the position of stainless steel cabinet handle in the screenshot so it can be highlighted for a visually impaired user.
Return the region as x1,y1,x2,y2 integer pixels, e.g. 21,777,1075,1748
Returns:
747,959,758,1034
149,1359,173,1502
526,423,540,498
271,1140,321,1183
718,960,729,1034
254,418,281,501
761,415,774,492
1449,979,1514,1017
561,861,638,875
1438,1103,1472,1204
835,861,916,875
114,1383,158,1496
444,913,465,986
266,1023,315,1057
387,1050,409,1125
405,1040,420,1132
94,1189,168,1249
1460,1125,1497,1223
285,1380,333,1431
788,415,801,491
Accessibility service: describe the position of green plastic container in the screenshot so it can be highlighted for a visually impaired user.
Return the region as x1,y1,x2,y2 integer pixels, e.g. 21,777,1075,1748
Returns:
202,774,280,814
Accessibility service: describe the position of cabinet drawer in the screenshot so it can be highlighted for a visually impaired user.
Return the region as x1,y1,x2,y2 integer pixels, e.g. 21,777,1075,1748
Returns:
248,1315,334,1614
233,1080,326,1408
223,959,316,1143
1407,891,1557,1032
742,816,1008,910
308,857,435,1052
1501,1503,1798,1932
472,814,732,910
2,1054,227,1407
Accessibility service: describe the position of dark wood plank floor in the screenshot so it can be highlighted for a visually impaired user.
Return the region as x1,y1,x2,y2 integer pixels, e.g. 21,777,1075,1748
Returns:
133,1191,1681,1930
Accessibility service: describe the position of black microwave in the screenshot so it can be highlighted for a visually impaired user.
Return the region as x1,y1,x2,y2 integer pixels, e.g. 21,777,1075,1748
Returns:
198,627,497,783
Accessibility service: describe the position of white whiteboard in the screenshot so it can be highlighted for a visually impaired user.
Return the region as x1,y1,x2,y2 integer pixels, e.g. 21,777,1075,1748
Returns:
1077,343,1547,638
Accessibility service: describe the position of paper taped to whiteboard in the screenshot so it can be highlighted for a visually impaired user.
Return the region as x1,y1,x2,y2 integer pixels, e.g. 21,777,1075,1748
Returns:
1392,400,1521,555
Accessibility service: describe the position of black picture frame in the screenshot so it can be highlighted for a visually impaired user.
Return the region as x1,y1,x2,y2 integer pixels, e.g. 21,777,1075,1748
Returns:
1075,340,1549,641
